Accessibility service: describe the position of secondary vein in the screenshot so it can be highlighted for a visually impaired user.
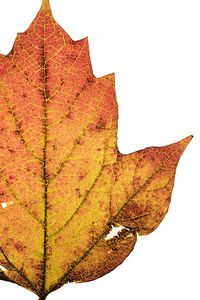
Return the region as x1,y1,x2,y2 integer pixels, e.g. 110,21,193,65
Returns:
0,246,39,294
0,170,44,225
0,81,42,162
48,137,110,239
47,84,110,185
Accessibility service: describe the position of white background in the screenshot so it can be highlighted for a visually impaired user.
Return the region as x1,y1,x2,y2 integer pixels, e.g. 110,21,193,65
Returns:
0,0,199,299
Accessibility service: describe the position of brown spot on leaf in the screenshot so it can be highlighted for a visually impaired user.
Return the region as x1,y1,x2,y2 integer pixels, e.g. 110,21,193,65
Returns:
14,130,20,135
14,242,25,252
96,120,106,131
87,77,94,84
75,188,82,198
18,121,22,129
24,72,29,79
8,148,15,154
66,112,73,120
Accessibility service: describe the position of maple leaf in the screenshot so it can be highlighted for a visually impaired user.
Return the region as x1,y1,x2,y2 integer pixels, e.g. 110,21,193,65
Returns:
0,0,192,299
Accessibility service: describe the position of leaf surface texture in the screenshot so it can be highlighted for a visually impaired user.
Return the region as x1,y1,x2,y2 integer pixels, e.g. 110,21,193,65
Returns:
0,0,192,298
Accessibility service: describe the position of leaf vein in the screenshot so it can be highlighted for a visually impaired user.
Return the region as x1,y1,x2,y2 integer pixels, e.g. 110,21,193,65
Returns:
18,37,44,70
48,144,184,292
46,38,88,102
48,136,110,238
0,246,39,294
47,81,88,128
47,83,111,184
10,63,44,92
0,170,44,225
0,81,42,162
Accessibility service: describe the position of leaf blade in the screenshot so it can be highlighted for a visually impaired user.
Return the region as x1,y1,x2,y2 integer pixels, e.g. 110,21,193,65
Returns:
0,0,192,298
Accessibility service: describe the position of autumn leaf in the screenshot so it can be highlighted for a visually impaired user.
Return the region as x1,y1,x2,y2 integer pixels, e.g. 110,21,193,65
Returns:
0,0,192,299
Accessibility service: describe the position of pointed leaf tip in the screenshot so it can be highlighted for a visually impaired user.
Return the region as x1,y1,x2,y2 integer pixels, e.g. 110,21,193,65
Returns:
180,135,193,149
41,0,51,12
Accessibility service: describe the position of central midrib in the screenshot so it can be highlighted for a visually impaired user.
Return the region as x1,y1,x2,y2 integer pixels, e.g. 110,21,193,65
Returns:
41,13,48,297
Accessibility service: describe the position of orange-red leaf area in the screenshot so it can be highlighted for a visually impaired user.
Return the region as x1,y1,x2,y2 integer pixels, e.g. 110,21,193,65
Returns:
0,0,192,299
